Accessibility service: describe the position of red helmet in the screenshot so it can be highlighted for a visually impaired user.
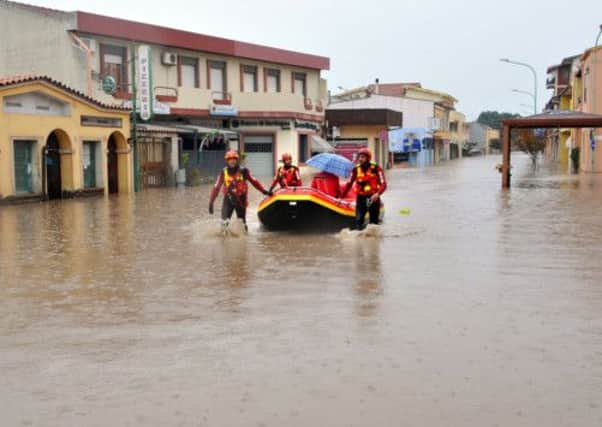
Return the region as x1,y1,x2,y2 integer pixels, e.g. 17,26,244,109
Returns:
281,153,292,162
224,150,240,161
357,147,372,161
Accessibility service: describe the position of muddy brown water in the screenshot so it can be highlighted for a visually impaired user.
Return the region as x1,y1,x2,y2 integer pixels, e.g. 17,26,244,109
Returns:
1,154,602,426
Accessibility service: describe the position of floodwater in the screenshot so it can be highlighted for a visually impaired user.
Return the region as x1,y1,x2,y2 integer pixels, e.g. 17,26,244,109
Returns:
1,154,602,427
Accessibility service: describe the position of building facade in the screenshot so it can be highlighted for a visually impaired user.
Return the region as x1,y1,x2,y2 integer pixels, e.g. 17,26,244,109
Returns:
0,0,330,178
325,109,403,167
467,122,499,155
574,46,602,173
0,76,132,202
545,55,581,170
329,82,461,167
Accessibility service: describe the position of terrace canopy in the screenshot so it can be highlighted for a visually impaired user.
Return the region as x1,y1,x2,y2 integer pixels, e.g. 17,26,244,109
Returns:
501,111,602,188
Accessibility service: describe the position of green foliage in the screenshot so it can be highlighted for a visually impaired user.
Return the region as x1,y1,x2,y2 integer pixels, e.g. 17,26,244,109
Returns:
186,167,202,186
477,111,521,131
516,129,546,166
180,152,190,169
570,147,580,172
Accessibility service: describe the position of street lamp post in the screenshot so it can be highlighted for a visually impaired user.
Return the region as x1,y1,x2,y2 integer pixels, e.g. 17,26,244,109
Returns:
511,89,537,115
501,58,538,115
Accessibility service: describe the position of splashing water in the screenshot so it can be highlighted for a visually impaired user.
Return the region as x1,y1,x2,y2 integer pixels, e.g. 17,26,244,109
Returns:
338,224,383,240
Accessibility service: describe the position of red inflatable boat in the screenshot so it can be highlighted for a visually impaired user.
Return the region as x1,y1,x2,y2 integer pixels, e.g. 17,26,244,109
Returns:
257,174,384,231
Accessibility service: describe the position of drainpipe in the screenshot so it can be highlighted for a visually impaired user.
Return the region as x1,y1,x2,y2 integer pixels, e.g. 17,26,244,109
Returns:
69,32,94,97
591,25,602,172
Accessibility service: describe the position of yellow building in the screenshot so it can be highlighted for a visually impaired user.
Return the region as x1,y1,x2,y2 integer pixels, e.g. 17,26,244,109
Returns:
0,76,132,202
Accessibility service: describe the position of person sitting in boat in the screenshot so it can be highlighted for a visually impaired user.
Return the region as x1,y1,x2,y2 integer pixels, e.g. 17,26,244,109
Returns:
269,153,302,192
209,150,271,227
340,148,387,230
311,171,340,198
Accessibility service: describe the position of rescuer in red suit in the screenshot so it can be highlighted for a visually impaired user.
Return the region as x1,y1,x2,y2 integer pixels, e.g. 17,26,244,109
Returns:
209,150,271,226
340,148,387,230
269,153,302,192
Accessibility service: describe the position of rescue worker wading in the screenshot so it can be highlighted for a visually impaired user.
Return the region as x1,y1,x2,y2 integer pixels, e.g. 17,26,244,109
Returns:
269,153,302,192
340,148,387,230
209,150,271,227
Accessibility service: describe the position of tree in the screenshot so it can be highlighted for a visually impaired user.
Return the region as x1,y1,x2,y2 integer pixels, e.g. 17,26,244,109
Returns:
515,129,546,167
477,111,521,132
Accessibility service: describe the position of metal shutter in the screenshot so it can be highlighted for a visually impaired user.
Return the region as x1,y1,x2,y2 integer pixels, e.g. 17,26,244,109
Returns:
244,135,273,177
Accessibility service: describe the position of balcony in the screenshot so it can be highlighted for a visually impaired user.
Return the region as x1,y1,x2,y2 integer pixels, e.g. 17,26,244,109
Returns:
170,89,326,118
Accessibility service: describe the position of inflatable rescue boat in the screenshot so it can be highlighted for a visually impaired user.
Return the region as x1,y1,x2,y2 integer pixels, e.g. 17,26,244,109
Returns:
257,180,384,231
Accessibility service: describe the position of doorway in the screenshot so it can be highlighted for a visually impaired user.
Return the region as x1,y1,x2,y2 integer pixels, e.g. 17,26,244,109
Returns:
14,140,34,194
46,132,62,199
107,135,119,194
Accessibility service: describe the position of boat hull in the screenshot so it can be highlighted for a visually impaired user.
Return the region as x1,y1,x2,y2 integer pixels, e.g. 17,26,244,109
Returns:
257,188,384,231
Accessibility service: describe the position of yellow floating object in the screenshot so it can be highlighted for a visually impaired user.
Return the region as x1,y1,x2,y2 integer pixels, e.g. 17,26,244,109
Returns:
399,208,411,216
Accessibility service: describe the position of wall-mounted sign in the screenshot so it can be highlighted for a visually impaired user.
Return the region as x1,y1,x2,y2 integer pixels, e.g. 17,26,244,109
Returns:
210,104,238,117
123,99,169,115
153,100,171,115
81,115,123,128
294,120,321,132
230,119,291,129
137,45,153,121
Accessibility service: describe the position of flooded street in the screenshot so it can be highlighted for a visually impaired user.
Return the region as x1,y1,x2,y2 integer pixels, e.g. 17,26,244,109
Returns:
2,154,602,426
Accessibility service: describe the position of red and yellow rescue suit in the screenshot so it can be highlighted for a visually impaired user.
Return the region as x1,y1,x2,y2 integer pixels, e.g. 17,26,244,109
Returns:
270,165,302,191
209,166,269,223
341,162,387,229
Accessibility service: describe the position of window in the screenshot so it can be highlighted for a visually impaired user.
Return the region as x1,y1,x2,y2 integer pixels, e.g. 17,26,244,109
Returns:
298,134,309,163
208,60,227,99
241,65,258,92
101,44,127,91
265,68,281,93
82,141,98,188
293,72,306,97
179,56,199,88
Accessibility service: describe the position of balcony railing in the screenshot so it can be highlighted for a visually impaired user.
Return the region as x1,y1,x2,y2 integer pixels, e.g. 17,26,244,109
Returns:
211,91,232,105
154,86,178,103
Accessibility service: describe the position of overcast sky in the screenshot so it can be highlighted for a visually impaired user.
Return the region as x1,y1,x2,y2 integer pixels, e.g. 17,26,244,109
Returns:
24,0,602,119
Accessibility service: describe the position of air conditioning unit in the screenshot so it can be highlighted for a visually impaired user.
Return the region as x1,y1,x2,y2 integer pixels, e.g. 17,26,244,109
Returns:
162,52,177,66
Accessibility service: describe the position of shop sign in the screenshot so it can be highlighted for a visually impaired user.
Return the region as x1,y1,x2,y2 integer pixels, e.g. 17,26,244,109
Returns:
294,120,321,132
153,100,171,115
210,104,238,117
137,45,153,121
123,99,169,115
81,115,123,128
230,119,291,129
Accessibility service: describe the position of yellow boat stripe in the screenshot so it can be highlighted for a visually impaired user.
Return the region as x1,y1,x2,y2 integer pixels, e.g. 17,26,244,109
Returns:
258,194,385,218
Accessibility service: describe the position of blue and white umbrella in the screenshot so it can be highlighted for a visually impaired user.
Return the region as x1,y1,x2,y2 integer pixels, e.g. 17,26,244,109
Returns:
306,153,354,179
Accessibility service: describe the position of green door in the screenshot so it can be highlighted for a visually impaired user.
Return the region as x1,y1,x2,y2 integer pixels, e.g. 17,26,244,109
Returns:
83,141,96,188
14,140,33,193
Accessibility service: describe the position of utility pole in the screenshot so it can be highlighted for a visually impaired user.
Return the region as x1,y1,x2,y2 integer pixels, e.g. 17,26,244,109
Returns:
131,46,140,192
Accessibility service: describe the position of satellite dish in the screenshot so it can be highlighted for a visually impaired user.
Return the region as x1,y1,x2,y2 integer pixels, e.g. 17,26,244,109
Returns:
101,76,117,95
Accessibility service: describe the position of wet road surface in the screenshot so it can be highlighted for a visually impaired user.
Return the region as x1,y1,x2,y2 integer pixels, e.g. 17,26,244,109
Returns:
1,154,602,426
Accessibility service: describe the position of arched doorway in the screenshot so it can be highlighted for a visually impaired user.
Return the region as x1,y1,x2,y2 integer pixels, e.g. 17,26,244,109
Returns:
45,130,72,199
107,131,128,194
107,135,119,194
